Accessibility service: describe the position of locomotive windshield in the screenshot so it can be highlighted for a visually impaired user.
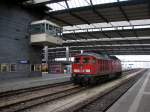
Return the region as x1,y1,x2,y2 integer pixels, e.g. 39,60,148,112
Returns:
83,58,89,63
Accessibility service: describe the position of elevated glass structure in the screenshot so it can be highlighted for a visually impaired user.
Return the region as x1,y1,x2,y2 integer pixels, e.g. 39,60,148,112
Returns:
30,20,63,45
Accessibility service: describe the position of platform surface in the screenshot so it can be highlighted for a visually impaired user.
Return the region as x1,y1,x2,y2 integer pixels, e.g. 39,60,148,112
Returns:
0,73,71,93
106,69,150,112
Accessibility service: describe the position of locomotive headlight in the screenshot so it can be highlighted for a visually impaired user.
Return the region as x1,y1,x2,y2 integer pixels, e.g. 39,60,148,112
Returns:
85,69,90,73
74,69,80,72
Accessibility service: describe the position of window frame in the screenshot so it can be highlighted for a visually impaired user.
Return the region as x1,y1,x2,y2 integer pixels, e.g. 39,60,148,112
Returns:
34,64,42,72
9,64,17,72
1,63,9,72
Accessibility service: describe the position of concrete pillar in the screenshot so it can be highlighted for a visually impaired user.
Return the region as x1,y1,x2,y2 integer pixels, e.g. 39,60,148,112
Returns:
44,46,48,64
66,46,69,62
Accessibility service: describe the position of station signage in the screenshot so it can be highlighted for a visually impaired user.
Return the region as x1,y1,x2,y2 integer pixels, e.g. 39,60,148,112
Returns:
18,60,29,64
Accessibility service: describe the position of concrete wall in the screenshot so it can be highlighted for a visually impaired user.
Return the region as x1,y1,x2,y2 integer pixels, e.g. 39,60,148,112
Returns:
0,1,43,80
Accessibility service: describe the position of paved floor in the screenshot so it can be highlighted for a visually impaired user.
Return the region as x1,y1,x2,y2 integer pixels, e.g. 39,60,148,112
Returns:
106,69,150,112
0,73,71,93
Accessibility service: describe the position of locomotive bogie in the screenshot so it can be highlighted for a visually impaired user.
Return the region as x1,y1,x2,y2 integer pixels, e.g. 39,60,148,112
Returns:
71,74,97,85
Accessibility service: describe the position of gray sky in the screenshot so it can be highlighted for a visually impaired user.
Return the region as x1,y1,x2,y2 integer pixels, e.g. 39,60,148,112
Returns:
116,55,150,61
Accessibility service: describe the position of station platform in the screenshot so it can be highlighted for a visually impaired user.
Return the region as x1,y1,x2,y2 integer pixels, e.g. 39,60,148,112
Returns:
0,73,71,93
106,69,150,112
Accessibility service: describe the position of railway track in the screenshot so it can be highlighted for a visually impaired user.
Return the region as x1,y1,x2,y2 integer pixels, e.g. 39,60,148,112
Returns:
0,69,136,97
0,83,86,112
0,81,71,98
75,69,147,112
19,69,146,112
0,69,142,112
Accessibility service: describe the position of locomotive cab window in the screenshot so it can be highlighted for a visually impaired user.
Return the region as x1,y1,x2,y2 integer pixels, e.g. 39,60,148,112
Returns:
83,57,89,63
74,58,80,63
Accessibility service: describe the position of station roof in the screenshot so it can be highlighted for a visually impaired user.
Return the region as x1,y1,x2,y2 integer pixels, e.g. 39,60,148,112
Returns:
45,0,150,26
22,0,150,57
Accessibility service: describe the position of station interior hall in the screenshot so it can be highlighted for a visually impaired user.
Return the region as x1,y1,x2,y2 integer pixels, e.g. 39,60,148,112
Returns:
0,0,150,112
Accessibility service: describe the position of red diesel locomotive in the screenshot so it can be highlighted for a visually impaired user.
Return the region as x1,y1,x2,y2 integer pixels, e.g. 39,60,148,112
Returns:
71,52,122,85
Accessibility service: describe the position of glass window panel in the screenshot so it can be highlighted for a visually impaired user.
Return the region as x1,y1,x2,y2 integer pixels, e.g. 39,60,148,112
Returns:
41,64,48,73
47,1,66,12
68,0,76,8
10,64,17,72
46,24,49,30
49,25,53,30
58,1,67,8
92,0,117,5
35,64,41,72
1,64,9,72
80,0,89,6
30,64,35,72
47,0,129,12
31,23,45,34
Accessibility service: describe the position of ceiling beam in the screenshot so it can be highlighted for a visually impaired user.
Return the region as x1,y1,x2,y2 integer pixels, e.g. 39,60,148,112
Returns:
65,0,90,24
117,0,130,21
89,0,109,23
48,44,150,52
48,15,73,26
86,30,108,54
117,0,144,50
33,0,66,5
64,37,150,44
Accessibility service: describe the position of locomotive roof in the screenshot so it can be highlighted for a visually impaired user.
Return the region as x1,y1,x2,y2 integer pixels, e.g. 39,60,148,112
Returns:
77,52,110,60
109,56,120,60
77,52,120,61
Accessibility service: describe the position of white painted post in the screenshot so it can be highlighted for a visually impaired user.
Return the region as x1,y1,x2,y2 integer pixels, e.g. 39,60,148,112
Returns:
44,46,48,64
66,46,69,62
81,50,83,54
